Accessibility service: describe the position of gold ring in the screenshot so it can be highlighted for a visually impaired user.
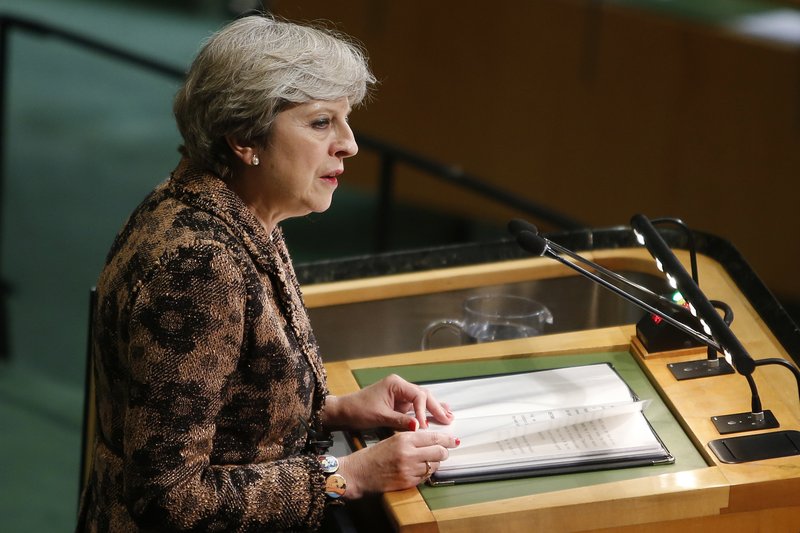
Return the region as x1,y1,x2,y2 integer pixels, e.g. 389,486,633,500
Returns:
423,460,432,480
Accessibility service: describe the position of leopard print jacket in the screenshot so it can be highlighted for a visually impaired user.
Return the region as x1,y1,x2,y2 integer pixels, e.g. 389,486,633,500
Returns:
77,159,330,531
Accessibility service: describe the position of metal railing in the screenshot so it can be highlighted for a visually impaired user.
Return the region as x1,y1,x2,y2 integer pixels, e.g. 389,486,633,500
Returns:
0,13,586,358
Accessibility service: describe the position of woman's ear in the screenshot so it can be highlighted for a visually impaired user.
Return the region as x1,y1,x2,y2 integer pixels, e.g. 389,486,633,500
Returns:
226,135,257,166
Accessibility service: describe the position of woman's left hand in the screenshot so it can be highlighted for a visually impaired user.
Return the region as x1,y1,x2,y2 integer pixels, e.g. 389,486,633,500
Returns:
323,374,454,431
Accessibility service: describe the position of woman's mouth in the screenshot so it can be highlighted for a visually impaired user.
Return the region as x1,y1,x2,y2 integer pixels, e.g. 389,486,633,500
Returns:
320,170,342,186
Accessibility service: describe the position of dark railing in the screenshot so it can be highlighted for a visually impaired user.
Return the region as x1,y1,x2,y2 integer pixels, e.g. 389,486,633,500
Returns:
0,13,585,358
358,134,587,250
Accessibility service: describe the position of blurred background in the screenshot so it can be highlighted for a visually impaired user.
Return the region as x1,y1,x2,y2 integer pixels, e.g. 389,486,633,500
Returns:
0,0,798,530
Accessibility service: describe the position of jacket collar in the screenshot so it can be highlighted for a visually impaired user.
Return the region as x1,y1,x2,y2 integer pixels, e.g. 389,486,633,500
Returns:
168,158,280,271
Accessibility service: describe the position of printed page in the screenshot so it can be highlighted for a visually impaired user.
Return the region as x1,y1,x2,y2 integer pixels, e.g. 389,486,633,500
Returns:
421,364,636,420
417,364,667,474
439,410,665,474
425,400,650,448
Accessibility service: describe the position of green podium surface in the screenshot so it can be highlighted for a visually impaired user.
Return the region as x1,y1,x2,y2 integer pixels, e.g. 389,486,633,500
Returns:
353,351,708,511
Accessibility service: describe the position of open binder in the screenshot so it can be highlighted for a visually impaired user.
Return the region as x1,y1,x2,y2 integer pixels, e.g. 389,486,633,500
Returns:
417,363,674,485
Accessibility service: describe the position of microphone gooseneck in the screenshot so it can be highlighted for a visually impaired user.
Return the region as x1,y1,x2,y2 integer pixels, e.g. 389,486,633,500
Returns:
630,214,756,376
513,229,721,352
511,217,800,425
511,216,800,439
512,220,679,309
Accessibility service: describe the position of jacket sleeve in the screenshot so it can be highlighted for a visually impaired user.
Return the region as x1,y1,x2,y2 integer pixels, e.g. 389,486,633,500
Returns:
121,243,327,531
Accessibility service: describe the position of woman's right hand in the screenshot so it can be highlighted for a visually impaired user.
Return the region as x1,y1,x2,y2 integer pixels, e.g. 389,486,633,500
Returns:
336,430,459,499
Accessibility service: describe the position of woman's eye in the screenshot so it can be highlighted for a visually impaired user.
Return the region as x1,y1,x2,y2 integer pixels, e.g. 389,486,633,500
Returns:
312,118,331,129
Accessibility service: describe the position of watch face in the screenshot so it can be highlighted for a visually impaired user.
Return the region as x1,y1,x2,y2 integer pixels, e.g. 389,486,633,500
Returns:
325,473,347,499
318,455,339,474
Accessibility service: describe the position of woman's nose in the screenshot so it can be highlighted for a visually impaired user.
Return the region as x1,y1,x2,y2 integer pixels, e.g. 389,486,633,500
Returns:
334,124,358,158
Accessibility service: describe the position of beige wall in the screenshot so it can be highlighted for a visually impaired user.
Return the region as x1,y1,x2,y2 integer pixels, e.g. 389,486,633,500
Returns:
274,1,800,300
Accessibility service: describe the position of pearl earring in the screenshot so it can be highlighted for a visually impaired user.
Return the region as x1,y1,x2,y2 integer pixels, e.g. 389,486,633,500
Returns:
252,155,260,166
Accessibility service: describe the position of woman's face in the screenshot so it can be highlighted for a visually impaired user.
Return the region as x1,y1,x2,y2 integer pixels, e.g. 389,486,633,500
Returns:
233,96,358,231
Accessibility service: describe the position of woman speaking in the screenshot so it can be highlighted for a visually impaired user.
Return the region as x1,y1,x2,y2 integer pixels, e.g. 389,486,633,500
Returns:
78,15,457,532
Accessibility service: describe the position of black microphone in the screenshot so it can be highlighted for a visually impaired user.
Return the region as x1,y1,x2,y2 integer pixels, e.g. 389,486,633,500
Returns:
513,230,719,351
510,220,676,307
508,218,538,237
516,230,548,256
628,214,783,432
514,226,762,431
513,217,800,447
630,214,755,375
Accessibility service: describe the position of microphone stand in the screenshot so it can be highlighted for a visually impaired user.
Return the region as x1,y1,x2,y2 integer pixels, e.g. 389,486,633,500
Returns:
663,298,736,380
510,222,720,352
630,214,800,434
640,218,734,379
511,217,800,438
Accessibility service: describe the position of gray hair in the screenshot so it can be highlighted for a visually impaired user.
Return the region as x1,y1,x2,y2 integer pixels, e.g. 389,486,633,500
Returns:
174,15,375,178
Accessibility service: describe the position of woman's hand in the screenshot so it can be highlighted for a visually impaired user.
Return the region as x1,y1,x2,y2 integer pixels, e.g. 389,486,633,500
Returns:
323,374,454,432
336,430,459,499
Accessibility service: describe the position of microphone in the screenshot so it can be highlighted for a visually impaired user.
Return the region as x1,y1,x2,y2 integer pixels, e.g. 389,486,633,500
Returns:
509,220,682,311
511,216,800,438
514,218,723,370
515,230,547,256
511,217,800,458
507,218,538,237
626,214,788,433
512,227,719,352
630,214,755,375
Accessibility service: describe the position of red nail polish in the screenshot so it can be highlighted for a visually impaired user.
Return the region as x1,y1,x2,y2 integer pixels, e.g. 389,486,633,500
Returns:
408,419,419,431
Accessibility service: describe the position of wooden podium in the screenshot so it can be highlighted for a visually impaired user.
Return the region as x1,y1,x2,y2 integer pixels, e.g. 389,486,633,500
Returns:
303,246,800,532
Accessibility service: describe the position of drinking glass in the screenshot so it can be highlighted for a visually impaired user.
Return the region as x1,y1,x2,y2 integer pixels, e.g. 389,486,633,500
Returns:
421,294,553,349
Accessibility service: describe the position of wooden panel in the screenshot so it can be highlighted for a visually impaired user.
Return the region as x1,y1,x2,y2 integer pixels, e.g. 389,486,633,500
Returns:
589,506,800,533
433,470,730,532
273,0,800,300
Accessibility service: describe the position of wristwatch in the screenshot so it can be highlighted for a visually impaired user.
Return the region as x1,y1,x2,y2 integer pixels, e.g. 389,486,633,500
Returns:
318,455,346,501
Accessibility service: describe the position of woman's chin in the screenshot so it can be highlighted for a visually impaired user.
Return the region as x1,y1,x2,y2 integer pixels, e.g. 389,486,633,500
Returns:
310,197,334,214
